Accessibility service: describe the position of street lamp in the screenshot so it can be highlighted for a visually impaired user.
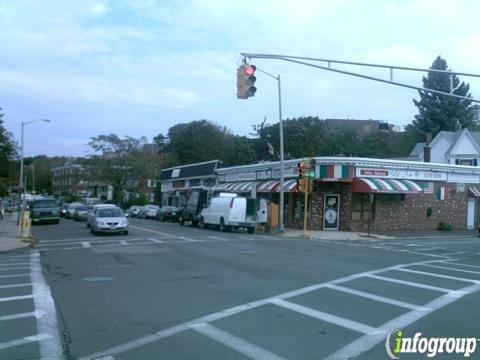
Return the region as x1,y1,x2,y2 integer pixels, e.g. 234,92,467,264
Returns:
18,119,50,219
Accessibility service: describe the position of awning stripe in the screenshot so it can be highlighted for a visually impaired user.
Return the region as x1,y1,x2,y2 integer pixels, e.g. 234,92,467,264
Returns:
469,186,480,197
353,178,421,193
257,180,280,192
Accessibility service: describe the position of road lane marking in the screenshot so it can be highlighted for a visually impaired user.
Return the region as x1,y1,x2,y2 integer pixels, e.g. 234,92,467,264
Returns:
0,267,29,271
0,311,36,322
324,281,480,360
128,225,177,238
81,242,91,248
395,267,479,283
365,274,452,292
190,323,287,360
0,273,30,279
30,251,62,359
270,299,382,335
0,262,29,266
178,236,201,242
80,258,447,360
0,283,32,289
0,294,33,302
207,236,230,241
148,238,164,244
441,260,480,269
324,284,425,310
420,263,480,275
0,333,53,350
119,240,128,245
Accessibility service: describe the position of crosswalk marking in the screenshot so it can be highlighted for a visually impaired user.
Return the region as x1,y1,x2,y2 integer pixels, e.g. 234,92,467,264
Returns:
0,267,29,271
442,260,480,269
0,262,29,266
0,312,36,322
81,242,91,248
0,294,34,302
324,284,425,310
189,323,287,360
0,273,30,279
0,283,32,289
395,267,480,283
270,299,382,335
420,263,480,275
365,274,453,292
0,333,53,351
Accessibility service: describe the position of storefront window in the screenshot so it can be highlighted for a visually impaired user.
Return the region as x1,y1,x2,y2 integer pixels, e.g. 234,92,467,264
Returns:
352,194,373,221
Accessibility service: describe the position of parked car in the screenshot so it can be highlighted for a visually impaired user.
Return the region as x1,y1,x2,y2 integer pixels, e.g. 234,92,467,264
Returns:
178,190,208,227
60,203,70,217
138,205,160,219
65,202,83,219
156,206,179,222
199,195,267,233
73,205,93,221
126,205,142,217
27,198,60,224
90,206,128,235
86,204,116,228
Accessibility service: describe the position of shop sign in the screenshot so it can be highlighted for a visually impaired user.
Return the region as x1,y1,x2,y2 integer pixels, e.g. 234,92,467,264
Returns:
256,169,271,180
323,194,339,230
356,168,447,181
225,172,256,182
171,169,180,178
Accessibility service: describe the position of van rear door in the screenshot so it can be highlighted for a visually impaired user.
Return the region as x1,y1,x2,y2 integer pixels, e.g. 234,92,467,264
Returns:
229,198,246,223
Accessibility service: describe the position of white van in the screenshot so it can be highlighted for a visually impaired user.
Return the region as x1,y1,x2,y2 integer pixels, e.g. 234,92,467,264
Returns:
200,196,267,233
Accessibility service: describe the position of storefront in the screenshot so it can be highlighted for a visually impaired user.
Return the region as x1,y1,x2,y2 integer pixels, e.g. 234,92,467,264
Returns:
215,157,480,231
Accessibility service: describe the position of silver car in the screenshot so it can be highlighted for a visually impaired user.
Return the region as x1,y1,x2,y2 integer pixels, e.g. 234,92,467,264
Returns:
87,204,117,228
90,206,128,235
138,205,160,219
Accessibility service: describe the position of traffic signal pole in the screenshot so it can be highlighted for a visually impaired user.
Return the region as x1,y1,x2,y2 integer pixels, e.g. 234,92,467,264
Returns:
302,178,309,238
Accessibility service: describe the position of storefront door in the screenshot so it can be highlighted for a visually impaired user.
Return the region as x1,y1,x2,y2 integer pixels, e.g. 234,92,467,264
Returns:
323,194,340,230
467,198,475,230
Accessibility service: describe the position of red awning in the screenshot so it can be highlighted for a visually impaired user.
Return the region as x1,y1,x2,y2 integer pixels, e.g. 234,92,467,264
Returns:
469,186,480,197
352,178,422,193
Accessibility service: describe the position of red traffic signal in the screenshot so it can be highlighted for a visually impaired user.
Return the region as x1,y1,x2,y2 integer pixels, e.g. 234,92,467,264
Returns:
236,64,257,99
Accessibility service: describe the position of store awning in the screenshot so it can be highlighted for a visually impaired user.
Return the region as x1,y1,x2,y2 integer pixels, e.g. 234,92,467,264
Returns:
228,182,256,192
274,179,298,192
257,180,280,192
211,183,233,191
469,186,480,197
352,178,422,193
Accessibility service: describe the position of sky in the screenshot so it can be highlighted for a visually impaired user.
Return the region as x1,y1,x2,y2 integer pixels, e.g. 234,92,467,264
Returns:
1,0,479,157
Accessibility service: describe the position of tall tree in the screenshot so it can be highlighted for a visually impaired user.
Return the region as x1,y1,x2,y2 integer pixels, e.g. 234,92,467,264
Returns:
409,56,477,141
0,109,17,196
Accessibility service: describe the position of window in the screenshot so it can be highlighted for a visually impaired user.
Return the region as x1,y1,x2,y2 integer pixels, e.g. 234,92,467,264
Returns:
352,194,373,221
455,159,477,166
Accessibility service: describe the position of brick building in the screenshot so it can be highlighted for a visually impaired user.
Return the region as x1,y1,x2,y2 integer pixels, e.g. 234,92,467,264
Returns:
214,157,480,232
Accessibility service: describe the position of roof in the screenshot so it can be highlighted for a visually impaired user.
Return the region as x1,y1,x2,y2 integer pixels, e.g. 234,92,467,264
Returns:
160,160,220,180
409,143,426,157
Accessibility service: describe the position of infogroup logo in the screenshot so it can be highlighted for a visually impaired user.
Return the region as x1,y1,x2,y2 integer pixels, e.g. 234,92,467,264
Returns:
385,329,479,359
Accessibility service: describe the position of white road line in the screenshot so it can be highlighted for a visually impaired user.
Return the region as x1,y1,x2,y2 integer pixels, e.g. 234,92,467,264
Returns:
189,323,287,360
420,263,480,275
81,242,91,248
395,267,479,283
35,238,146,248
30,251,62,359
207,236,230,241
178,236,201,242
79,258,447,360
441,261,480,269
0,262,29,266
0,311,36,322
148,238,164,244
119,240,128,245
270,299,381,335
39,236,129,243
0,273,30,279
324,284,425,310
325,281,480,360
0,294,33,302
0,283,32,289
128,225,177,238
0,333,53,351
1,255,30,259
398,249,448,258
365,274,452,292
0,267,29,271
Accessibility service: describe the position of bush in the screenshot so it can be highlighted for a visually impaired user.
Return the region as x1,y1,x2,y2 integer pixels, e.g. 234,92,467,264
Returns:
437,222,452,231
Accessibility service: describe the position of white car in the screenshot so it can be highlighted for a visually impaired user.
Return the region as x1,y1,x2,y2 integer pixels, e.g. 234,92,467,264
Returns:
90,206,128,235
86,204,116,228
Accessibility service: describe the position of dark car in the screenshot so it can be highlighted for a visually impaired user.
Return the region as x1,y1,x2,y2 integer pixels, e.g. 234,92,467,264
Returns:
73,205,93,221
156,206,179,222
28,199,60,224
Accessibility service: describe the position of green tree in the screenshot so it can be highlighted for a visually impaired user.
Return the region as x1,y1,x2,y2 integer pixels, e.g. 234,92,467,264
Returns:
0,109,17,196
409,56,477,141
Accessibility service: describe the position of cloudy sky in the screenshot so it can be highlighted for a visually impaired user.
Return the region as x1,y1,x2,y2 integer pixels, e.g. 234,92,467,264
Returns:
1,0,479,157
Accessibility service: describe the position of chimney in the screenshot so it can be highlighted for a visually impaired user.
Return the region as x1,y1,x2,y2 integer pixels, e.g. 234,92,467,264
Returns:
424,146,431,163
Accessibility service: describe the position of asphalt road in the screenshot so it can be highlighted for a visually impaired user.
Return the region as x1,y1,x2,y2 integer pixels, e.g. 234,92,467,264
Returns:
2,217,480,359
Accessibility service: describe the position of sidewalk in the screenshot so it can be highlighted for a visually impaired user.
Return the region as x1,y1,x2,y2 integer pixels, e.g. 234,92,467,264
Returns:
0,212,30,252
280,228,478,241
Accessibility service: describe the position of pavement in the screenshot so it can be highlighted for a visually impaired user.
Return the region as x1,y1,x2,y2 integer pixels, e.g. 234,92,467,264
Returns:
0,212,30,252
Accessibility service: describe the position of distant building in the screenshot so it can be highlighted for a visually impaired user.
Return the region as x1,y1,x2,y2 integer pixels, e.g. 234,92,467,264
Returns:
324,119,392,134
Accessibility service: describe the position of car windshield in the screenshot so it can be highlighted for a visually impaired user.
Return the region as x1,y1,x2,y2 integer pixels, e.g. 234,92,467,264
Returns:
145,206,158,210
97,208,124,217
30,200,58,208
163,207,178,211
76,206,92,211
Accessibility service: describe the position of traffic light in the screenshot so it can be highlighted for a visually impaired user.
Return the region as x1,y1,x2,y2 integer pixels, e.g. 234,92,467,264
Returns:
296,161,306,192
308,158,316,178
236,64,257,99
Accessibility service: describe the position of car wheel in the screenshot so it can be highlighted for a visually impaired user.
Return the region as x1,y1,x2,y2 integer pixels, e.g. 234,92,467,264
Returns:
179,216,184,226
123,230,128,235
54,219,60,224
190,220,197,227
247,227,255,234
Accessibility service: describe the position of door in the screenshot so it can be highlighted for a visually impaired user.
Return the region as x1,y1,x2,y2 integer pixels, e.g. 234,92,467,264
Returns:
467,198,475,230
323,194,340,230
257,199,268,223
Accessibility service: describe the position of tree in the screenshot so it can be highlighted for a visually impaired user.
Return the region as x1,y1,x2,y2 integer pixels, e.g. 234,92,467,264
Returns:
0,109,17,196
410,56,477,141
